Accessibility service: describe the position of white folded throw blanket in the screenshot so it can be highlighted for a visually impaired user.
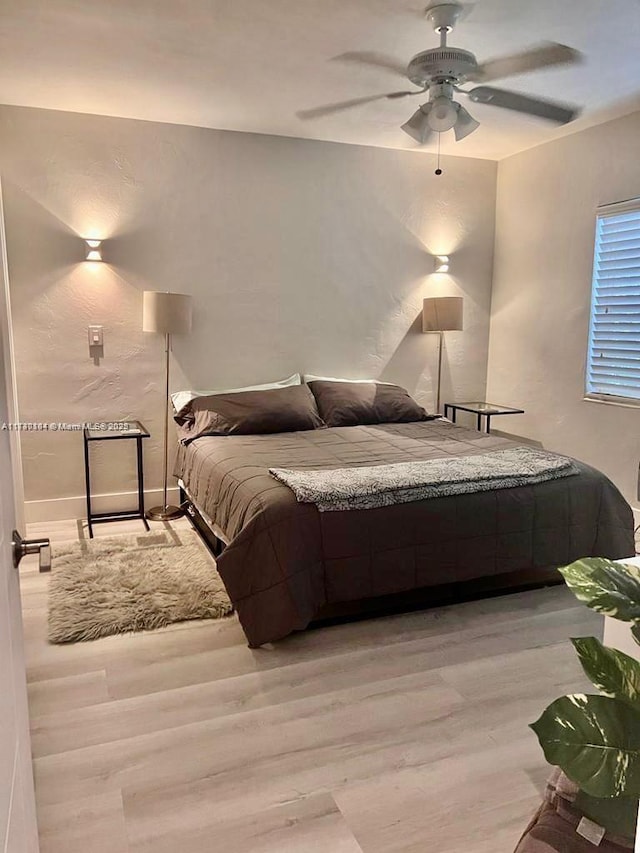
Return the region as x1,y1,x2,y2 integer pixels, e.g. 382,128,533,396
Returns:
270,446,578,512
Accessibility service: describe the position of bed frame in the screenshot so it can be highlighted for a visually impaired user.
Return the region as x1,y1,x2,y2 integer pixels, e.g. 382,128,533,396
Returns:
179,486,226,558
179,485,563,631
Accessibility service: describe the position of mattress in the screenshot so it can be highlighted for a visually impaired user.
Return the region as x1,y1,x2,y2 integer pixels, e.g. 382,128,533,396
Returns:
175,420,634,647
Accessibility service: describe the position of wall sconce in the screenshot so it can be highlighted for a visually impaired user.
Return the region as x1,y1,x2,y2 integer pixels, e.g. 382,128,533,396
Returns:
433,255,450,273
85,239,103,262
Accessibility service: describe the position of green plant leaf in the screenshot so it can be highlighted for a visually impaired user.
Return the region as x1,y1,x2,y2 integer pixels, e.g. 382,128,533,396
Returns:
574,789,639,840
559,558,640,622
572,637,640,709
530,694,640,798
632,624,640,647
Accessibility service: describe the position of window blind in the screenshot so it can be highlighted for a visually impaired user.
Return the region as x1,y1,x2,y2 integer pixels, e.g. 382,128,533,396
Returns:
586,201,640,403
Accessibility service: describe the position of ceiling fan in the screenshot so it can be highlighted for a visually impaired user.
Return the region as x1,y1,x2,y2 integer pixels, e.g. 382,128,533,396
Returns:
298,2,583,147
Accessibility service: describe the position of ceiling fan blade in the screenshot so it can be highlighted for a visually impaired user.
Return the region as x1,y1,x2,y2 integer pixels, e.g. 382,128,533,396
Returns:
297,88,424,121
469,42,582,83
297,93,401,121
332,51,408,79
466,86,580,124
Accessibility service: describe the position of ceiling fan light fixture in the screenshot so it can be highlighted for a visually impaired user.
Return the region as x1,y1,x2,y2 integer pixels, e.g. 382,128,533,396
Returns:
453,104,480,140
426,97,459,132
401,103,434,144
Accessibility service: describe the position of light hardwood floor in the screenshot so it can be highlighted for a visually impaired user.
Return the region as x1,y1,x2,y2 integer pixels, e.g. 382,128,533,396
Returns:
20,517,600,853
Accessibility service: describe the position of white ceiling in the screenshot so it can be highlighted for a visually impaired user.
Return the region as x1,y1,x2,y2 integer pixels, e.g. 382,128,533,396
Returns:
2,0,640,161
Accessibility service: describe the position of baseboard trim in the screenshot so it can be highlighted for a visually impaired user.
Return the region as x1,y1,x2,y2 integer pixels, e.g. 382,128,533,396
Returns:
24,487,181,524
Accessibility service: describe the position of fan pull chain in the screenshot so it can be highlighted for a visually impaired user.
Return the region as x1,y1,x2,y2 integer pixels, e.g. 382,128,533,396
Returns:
435,133,443,176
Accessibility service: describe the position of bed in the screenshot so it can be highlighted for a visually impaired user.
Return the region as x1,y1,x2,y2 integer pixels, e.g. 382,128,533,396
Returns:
175,418,634,647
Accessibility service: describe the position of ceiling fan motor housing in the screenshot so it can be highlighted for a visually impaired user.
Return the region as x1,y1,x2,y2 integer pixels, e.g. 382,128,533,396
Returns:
407,47,478,86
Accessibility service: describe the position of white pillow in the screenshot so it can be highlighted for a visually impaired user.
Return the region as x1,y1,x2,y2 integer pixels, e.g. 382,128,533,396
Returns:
171,373,301,412
304,374,389,385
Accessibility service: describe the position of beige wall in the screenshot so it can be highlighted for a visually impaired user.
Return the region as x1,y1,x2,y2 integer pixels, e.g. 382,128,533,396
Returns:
0,105,497,518
487,110,640,507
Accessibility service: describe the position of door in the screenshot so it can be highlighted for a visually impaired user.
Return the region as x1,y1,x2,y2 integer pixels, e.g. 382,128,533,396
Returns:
0,178,39,850
0,343,38,852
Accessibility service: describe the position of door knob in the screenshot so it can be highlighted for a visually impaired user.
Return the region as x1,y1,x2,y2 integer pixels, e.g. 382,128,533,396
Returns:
12,530,51,573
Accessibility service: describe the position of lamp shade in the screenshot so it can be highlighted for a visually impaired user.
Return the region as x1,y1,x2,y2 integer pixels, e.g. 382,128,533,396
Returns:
454,104,480,141
401,105,434,145
422,296,463,333
143,291,192,334
428,97,458,132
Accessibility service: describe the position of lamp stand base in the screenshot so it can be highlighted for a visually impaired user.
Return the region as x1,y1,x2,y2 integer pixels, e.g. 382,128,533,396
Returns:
146,505,184,522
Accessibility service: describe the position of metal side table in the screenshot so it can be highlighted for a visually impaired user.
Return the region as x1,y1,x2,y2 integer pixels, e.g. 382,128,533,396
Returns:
444,402,525,434
83,421,150,537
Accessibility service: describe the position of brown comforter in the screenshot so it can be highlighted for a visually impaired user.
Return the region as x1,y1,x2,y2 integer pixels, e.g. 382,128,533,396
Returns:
175,421,634,647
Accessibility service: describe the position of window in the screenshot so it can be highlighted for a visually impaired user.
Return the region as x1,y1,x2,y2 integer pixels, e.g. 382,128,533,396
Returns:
586,199,640,404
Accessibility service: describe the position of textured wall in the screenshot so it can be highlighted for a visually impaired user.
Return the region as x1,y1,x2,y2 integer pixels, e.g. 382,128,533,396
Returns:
0,105,497,509
487,109,640,506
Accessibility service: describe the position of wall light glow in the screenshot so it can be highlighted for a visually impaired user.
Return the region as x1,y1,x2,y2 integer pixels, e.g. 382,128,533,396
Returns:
85,239,103,262
433,255,450,274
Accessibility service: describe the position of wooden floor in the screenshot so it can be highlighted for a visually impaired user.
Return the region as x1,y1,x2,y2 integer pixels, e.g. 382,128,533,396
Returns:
20,517,600,853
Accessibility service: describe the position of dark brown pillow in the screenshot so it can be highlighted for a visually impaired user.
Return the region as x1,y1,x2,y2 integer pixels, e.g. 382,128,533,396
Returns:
174,384,325,442
308,380,433,427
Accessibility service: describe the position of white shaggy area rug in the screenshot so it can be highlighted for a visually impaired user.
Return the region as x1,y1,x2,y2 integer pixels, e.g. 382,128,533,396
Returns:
48,528,233,644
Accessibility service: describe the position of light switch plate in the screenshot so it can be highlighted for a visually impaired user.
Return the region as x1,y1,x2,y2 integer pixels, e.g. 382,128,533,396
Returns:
88,325,103,348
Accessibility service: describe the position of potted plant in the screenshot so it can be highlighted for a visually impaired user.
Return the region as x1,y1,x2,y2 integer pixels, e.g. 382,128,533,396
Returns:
518,557,640,850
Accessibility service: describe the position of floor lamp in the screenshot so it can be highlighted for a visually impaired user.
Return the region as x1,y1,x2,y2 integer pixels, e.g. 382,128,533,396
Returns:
422,296,464,414
143,290,192,521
